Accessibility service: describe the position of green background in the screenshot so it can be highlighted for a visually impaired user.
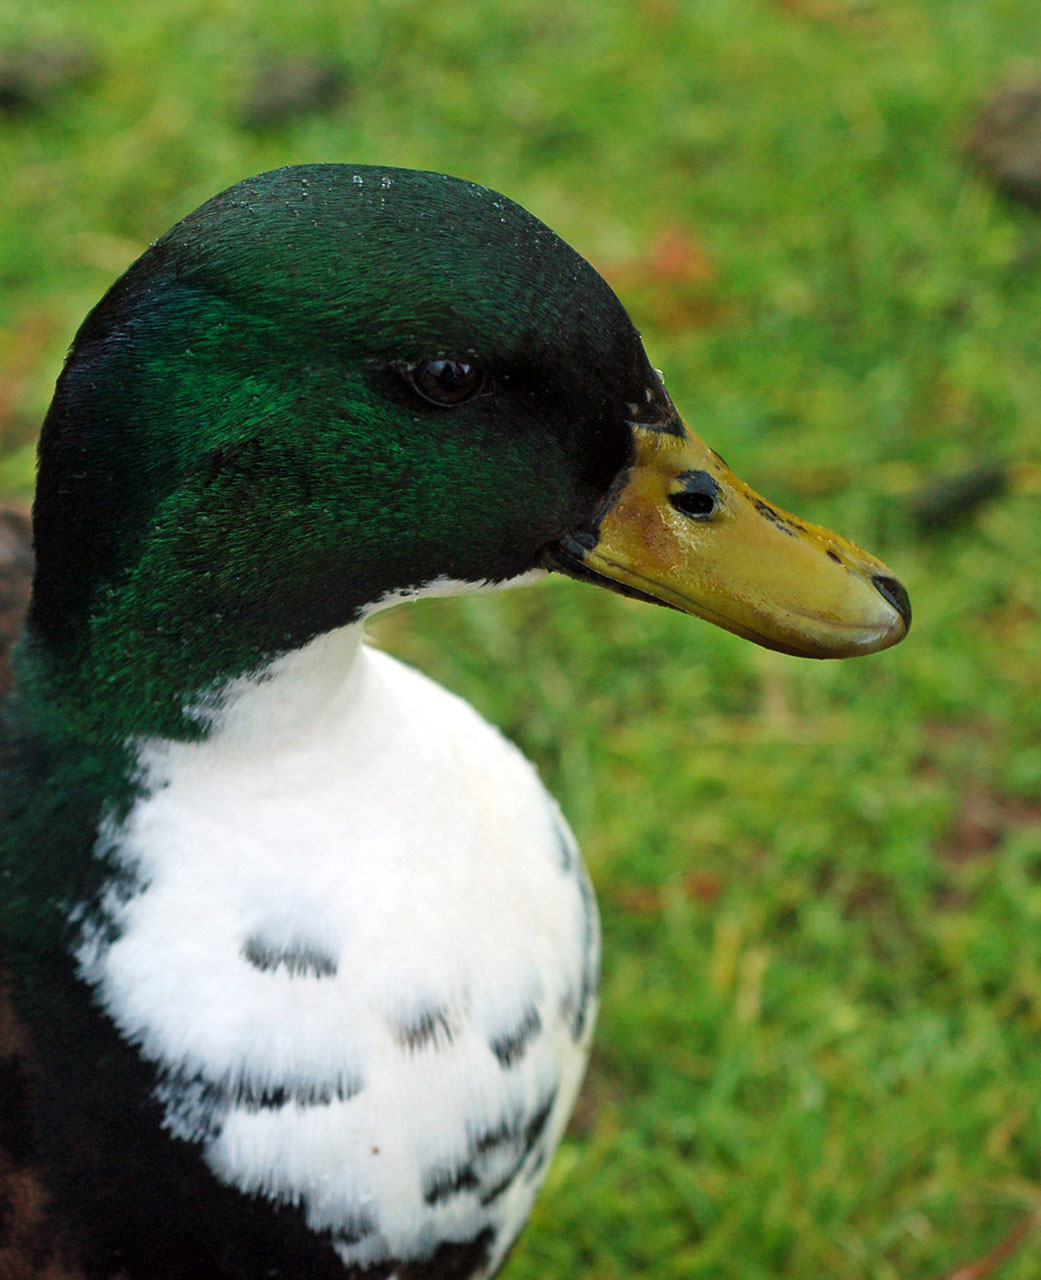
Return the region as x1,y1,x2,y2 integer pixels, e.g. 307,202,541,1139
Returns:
1,1,1040,1276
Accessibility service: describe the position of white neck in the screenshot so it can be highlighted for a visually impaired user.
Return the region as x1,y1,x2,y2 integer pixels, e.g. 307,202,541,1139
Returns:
186,623,367,744
184,568,546,745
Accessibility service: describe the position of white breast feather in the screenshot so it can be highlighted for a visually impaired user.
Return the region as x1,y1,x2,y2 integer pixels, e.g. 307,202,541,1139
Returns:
74,625,599,1276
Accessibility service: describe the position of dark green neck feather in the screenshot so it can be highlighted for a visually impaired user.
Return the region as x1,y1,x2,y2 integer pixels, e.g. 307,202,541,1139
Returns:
24,165,659,742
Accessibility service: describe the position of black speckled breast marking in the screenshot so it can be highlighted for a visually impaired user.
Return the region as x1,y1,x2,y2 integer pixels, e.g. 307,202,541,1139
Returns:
560,868,598,1041
242,935,338,979
422,1162,482,1205
392,1004,461,1053
417,1085,561,1216
476,1087,558,1207
551,811,576,873
489,1005,542,1069
160,1064,363,1142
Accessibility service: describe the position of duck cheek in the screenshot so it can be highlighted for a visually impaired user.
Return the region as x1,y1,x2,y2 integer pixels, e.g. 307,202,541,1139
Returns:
562,422,910,660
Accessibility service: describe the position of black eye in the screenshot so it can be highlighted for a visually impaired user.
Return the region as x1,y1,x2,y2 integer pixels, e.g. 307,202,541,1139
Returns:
408,358,488,407
669,470,720,520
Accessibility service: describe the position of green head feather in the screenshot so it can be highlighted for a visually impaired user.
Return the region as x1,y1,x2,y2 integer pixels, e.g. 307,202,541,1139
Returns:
26,165,663,739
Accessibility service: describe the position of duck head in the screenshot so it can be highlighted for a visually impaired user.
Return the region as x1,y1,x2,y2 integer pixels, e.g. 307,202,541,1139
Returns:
27,165,908,738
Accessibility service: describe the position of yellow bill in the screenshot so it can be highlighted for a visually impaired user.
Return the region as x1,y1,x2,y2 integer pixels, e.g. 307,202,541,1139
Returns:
551,419,910,659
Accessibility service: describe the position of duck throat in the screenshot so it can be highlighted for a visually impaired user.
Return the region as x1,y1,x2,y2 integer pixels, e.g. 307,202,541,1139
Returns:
177,621,368,740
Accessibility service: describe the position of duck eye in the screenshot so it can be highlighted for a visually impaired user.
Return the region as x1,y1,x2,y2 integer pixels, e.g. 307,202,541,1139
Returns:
669,470,720,520
408,358,487,407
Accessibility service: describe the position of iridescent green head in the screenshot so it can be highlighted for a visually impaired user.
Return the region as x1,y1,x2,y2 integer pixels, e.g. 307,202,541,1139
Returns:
28,166,656,732
25,164,908,740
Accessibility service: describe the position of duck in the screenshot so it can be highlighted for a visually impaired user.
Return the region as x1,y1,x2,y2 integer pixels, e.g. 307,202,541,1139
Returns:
0,164,910,1280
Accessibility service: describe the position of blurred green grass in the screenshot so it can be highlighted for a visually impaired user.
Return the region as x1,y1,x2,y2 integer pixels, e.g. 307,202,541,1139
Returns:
2,0,1040,1275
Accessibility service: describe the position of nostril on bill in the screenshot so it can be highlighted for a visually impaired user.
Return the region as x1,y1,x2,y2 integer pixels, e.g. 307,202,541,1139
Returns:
871,575,912,630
